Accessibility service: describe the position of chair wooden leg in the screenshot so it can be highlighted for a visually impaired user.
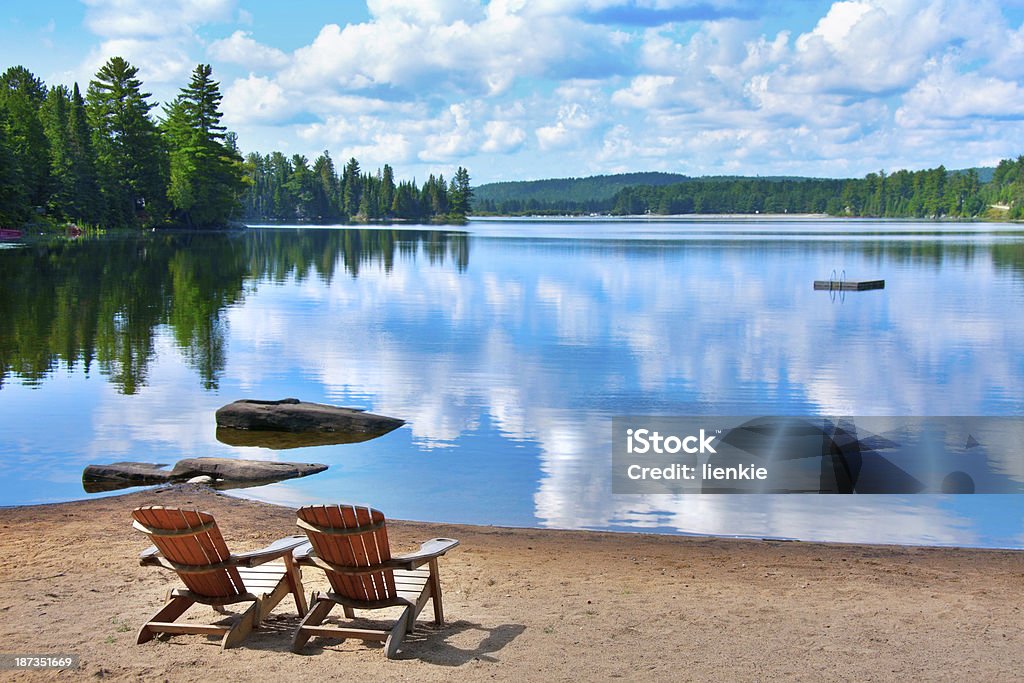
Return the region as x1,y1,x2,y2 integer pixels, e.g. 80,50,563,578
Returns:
137,595,193,644
429,558,445,624
342,605,356,618
221,601,259,650
292,597,335,653
260,582,288,623
284,555,308,615
253,597,265,629
384,607,411,659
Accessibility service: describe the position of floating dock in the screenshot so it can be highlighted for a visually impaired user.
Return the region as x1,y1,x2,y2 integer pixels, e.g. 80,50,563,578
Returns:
813,279,885,291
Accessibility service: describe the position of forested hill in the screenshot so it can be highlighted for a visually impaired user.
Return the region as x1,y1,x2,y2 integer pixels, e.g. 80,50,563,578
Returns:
472,165,1021,219
610,164,1021,218
472,172,688,214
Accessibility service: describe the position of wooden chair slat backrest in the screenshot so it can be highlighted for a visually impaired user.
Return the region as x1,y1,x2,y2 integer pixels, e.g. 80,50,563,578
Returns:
297,505,397,602
132,506,245,598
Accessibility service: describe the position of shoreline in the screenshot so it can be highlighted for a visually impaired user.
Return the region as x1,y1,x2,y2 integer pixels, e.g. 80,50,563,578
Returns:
11,486,1021,553
1,485,1022,681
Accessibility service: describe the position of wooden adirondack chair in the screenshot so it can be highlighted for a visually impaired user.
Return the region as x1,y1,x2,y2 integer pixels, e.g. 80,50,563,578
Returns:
291,504,459,658
131,506,309,650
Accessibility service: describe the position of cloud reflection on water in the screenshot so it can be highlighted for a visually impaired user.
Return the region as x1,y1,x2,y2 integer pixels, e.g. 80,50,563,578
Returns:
223,226,1024,546
1,223,1023,545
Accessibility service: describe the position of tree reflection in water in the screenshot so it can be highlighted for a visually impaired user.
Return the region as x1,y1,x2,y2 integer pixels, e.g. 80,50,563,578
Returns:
0,228,470,393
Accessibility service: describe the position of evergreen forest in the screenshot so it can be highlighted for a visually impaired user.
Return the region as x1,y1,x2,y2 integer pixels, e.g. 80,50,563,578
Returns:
0,61,472,229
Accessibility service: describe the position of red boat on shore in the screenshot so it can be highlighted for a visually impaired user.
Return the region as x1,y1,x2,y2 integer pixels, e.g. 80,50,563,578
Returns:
0,228,23,240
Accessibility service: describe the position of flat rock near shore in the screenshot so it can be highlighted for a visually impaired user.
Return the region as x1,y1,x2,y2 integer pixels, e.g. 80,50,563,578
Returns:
215,398,404,437
1,486,1022,681
82,457,327,493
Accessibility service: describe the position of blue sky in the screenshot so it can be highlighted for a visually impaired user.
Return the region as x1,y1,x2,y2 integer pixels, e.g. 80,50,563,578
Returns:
2,0,1024,184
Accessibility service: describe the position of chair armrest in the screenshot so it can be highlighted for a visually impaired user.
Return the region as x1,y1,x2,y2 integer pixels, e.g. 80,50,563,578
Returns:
392,538,460,569
233,535,308,568
139,545,161,566
293,541,314,561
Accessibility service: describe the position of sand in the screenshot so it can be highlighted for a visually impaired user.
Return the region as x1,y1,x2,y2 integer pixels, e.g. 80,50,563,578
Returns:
0,485,1021,681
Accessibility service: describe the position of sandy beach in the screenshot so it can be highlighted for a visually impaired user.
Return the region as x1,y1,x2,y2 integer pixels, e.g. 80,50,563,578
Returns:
0,485,1021,681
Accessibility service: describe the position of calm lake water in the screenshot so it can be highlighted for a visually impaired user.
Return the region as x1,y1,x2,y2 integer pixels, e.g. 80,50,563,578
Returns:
1,217,1023,548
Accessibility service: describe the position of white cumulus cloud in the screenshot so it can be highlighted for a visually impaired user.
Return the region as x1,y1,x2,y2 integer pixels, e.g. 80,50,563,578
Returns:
82,0,236,38
222,74,293,124
208,30,289,70
481,120,528,153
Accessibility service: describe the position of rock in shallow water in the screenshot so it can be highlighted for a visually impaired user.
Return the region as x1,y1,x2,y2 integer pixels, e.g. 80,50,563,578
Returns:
82,456,328,493
215,398,404,436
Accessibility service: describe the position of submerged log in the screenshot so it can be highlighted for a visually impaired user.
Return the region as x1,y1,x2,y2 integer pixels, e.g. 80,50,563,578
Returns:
215,398,404,437
82,456,328,493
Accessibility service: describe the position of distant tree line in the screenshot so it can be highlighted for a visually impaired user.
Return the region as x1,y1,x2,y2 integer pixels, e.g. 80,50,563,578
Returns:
610,166,1000,218
472,171,688,214
240,152,472,223
474,164,1024,220
0,60,472,229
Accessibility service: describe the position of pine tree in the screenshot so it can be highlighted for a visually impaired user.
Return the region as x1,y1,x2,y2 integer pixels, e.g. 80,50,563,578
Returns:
380,164,395,218
449,166,472,219
341,157,361,217
311,151,340,221
87,57,168,228
40,82,97,222
242,151,265,218
41,85,79,220
268,152,295,219
67,84,100,223
0,106,25,224
164,64,243,228
287,154,314,219
0,66,50,210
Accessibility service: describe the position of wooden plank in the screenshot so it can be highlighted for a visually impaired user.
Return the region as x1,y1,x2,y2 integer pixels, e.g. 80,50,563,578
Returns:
283,553,308,615
162,509,217,597
200,514,244,596
176,509,233,598
177,509,226,597
330,505,362,600
235,580,283,591
385,609,411,658
134,507,240,599
146,622,229,636
393,568,431,608
429,558,444,624
376,509,397,599
357,507,385,603
301,626,389,642
393,578,429,591
236,563,287,573
137,595,193,644
309,506,357,599
222,602,258,649
136,508,205,596
368,509,397,600
292,598,335,653
344,506,375,601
